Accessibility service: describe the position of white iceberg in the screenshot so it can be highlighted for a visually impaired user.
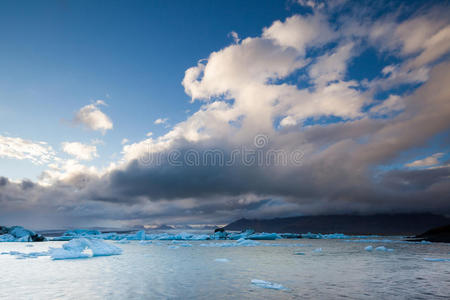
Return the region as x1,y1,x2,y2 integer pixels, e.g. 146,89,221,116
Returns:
251,279,287,290
365,245,373,251
214,258,230,262
313,248,323,253
49,238,122,260
375,246,394,252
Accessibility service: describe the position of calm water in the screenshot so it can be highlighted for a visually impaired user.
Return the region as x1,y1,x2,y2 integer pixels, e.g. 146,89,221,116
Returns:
1,238,449,299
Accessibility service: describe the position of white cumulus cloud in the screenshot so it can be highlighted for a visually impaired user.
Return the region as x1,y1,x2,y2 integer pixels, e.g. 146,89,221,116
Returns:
74,100,113,134
62,142,98,161
406,153,444,168
154,118,168,125
0,135,55,165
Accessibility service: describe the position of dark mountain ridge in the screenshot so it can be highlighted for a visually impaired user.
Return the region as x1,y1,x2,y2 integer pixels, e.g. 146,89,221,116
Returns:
224,213,450,235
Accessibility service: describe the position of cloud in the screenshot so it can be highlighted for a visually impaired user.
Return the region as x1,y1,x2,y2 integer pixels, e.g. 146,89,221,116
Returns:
154,118,168,125
228,31,240,44
406,153,444,168
62,142,98,161
0,135,55,165
74,100,113,134
262,14,333,54
121,138,129,145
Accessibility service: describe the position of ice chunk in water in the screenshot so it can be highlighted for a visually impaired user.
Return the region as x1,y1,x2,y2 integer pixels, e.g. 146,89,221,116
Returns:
365,246,373,251
375,246,394,252
214,258,230,262
168,245,180,249
251,279,286,290
294,252,305,255
313,248,322,253
49,238,122,260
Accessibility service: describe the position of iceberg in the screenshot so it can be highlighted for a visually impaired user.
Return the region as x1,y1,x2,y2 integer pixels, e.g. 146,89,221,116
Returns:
63,229,102,237
301,232,349,239
251,279,287,290
375,246,394,252
0,226,46,242
313,248,323,253
279,233,301,239
214,258,230,262
125,230,146,240
365,245,373,251
228,229,255,240
294,252,305,255
0,234,16,242
49,238,122,260
247,233,281,240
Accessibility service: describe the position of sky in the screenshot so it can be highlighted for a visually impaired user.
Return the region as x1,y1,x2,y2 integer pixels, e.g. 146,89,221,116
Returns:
0,0,449,229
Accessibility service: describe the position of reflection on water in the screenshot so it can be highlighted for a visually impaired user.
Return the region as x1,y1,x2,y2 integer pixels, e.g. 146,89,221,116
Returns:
1,238,449,299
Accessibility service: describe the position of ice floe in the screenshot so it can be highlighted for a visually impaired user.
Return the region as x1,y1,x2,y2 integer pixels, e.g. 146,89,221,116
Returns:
365,245,373,251
313,248,323,253
375,246,394,252
251,279,287,290
49,238,122,260
214,258,230,262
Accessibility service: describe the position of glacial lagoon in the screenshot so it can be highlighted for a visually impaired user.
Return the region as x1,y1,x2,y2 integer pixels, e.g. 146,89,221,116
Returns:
1,231,449,299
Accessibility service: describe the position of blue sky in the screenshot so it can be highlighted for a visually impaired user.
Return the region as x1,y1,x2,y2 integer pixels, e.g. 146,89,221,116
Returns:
0,0,314,180
0,0,449,228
